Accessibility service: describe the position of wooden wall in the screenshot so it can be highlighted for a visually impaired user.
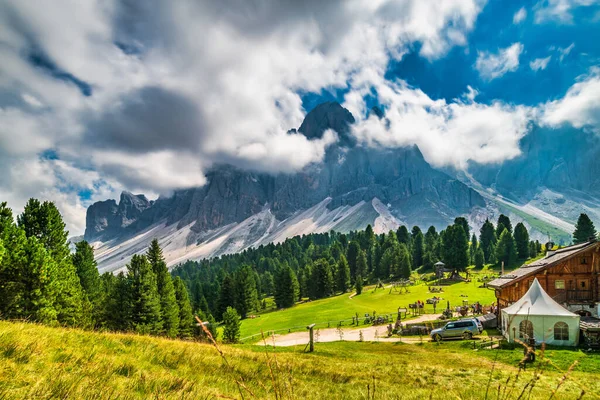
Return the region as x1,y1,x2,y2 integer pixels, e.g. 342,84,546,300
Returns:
496,246,600,308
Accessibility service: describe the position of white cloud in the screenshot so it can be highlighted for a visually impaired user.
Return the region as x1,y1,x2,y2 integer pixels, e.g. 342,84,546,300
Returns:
0,0,487,234
558,43,575,62
540,67,600,132
534,0,600,23
513,7,528,23
347,81,533,169
530,56,552,71
475,43,524,80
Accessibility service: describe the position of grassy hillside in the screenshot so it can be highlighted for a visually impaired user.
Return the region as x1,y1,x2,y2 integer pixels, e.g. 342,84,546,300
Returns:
240,272,497,339
1,321,598,399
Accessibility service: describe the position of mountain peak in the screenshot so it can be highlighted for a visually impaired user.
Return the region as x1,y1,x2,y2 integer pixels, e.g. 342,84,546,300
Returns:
298,102,355,146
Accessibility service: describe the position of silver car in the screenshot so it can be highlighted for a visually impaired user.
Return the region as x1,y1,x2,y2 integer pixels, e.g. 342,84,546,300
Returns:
430,319,480,341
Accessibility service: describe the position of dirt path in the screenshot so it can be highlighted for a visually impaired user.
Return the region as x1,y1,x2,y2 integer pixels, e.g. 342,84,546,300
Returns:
259,313,442,347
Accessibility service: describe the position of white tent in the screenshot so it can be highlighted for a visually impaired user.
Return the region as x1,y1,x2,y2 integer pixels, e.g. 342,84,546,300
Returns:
501,278,580,346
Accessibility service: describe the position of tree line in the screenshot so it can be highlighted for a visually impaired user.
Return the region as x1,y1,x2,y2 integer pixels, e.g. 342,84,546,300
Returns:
173,213,590,323
0,199,212,340
2,197,596,342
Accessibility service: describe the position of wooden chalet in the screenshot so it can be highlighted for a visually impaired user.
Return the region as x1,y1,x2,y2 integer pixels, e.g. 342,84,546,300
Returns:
488,240,600,318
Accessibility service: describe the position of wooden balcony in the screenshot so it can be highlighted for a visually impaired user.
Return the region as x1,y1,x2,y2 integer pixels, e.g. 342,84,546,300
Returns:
566,290,594,303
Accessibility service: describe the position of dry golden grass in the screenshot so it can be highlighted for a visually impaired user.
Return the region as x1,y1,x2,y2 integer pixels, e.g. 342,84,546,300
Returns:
1,321,598,399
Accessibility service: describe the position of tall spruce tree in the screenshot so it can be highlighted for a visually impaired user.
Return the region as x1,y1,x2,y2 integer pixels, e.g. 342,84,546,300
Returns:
346,241,361,282
147,239,179,337
311,259,333,299
127,254,162,335
336,255,351,293
442,224,469,272
217,274,236,320
513,223,530,259
104,272,133,331
222,307,241,343
173,276,194,338
356,250,368,280
573,213,597,244
474,247,485,269
496,229,517,267
469,234,478,265
496,214,513,237
0,218,58,324
479,219,497,263
411,226,424,268
72,241,102,326
234,265,258,318
397,243,412,279
396,226,411,248
18,200,87,326
454,217,470,240
274,264,299,308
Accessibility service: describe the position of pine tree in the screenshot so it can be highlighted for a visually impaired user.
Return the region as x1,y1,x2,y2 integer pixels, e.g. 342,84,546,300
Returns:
479,219,497,263
274,264,299,308
72,241,102,326
475,247,485,268
396,226,411,248
222,307,241,343
442,224,469,272
454,217,470,240
127,254,162,335
104,272,133,331
17,200,87,326
529,241,538,258
356,250,368,279
513,223,530,259
495,229,517,267
0,219,58,323
355,274,363,295
411,227,424,268
311,259,333,299
336,255,351,293
496,214,512,237
261,271,274,296
346,241,361,282
235,265,258,318
470,234,478,265
217,274,236,320
147,239,179,337
397,243,412,279
422,251,436,270
573,213,597,244
424,226,439,255
173,277,194,338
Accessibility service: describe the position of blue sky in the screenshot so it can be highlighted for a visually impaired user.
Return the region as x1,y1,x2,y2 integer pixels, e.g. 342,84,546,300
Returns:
1,0,600,234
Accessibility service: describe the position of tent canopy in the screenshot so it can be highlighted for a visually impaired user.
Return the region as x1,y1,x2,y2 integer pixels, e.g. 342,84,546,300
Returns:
502,278,577,317
501,278,580,346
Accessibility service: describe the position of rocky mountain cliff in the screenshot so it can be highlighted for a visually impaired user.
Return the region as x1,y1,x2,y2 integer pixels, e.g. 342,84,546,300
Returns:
85,102,488,272
462,125,600,235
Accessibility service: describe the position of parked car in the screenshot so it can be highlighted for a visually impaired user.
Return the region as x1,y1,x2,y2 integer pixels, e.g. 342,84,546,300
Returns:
471,318,483,333
430,319,480,341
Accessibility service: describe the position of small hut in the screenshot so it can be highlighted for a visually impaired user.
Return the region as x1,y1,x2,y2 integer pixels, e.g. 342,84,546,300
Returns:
501,278,580,346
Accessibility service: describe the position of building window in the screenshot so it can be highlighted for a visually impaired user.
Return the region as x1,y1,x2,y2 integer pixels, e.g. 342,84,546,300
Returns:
519,320,534,339
554,322,569,341
555,280,565,289
580,257,588,265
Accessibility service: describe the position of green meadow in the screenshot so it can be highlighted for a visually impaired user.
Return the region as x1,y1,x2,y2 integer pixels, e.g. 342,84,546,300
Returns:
240,268,499,339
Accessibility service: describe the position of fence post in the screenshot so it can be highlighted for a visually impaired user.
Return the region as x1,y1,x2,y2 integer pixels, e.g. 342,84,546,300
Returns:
307,324,316,352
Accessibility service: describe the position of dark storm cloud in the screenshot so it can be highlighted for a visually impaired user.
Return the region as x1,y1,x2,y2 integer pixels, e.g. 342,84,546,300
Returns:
85,86,206,154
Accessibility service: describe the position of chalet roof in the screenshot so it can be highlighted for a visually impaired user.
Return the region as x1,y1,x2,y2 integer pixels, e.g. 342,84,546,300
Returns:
488,240,599,289
502,278,577,317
